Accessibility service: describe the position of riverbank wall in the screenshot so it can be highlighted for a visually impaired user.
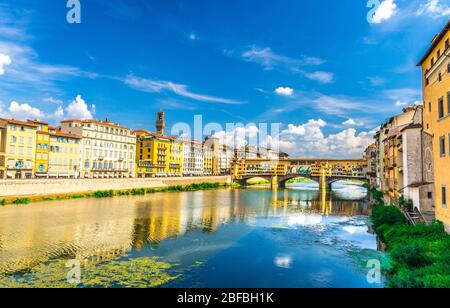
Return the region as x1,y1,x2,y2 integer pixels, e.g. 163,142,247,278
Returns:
0,176,232,198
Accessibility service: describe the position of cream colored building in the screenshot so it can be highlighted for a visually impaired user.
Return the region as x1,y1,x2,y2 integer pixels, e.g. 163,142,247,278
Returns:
218,145,234,175
48,128,82,178
60,119,136,178
182,140,204,176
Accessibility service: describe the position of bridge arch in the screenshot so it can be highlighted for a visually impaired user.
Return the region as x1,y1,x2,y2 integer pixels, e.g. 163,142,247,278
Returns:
326,178,369,186
278,175,320,187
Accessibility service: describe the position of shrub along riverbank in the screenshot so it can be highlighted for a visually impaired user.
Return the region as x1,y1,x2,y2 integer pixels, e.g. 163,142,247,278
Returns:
370,189,450,288
0,183,234,206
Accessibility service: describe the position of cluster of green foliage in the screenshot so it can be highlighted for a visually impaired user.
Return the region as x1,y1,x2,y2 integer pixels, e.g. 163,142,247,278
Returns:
399,196,414,212
130,188,146,195
371,188,384,204
90,183,225,199
370,189,450,288
93,190,114,198
12,198,31,205
0,183,228,206
0,257,180,288
285,178,313,184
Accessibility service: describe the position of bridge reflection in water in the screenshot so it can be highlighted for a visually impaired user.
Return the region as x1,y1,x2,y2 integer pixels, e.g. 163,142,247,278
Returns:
270,187,369,217
0,187,370,277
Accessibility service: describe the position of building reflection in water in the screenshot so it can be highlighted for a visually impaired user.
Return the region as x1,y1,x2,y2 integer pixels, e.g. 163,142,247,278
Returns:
0,186,369,275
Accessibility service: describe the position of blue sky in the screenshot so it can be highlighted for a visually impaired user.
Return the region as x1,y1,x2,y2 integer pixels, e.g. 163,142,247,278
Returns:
0,0,449,157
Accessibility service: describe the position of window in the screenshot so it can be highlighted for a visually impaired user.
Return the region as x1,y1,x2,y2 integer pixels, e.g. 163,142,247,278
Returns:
439,72,442,82
438,49,441,58
443,186,447,208
446,39,450,49
440,135,446,157
431,57,435,66
426,78,430,86
429,102,432,112
448,63,450,74
439,97,445,119
428,192,433,199
448,92,450,115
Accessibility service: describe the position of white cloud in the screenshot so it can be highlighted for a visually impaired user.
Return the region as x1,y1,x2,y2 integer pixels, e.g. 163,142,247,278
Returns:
241,46,324,70
0,53,12,75
213,124,260,149
52,105,65,120
43,97,63,105
65,95,95,120
395,100,408,107
189,33,197,40
417,0,450,17
0,7,96,95
124,75,244,105
343,118,356,126
368,76,385,86
275,87,294,97
211,118,374,158
240,46,333,84
372,0,398,24
0,94,96,122
0,101,45,120
313,95,365,116
384,88,422,108
273,120,376,158
305,71,334,84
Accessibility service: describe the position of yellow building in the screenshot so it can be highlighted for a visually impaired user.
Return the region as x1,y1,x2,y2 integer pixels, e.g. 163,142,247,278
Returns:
203,146,213,176
48,127,82,178
0,125,6,179
0,118,37,179
135,130,183,177
27,120,50,177
418,20,450,231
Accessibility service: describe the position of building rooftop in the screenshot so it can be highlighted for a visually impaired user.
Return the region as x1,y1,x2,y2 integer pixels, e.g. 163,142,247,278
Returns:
61,119,130,130
0,118,39,127
417,19,450,66
50,130,82,139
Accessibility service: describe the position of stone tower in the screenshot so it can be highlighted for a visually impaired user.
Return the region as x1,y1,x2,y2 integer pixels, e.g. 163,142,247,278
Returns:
156,111,165,135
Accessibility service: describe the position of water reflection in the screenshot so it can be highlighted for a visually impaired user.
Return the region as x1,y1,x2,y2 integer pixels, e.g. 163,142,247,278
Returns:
0,186,381,288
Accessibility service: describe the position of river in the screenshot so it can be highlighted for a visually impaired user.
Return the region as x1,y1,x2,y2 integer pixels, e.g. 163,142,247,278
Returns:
0,182,386,288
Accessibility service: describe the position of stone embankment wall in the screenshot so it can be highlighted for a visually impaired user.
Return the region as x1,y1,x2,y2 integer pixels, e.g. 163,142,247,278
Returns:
0,176,231,198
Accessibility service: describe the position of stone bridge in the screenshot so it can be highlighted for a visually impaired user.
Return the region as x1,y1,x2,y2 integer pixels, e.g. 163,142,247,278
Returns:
232,158,369,190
